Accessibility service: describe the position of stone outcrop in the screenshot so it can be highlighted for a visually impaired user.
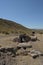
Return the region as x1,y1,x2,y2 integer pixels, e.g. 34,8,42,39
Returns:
13,34,31,43
13,33,37,43
0,46,43,65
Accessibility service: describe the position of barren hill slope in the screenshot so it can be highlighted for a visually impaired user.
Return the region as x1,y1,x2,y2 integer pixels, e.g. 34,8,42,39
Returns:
0,18,32,34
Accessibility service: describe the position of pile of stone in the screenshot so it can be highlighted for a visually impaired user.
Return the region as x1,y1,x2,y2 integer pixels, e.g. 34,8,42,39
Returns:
13,32,38,43
16,43,32,55
0,47,17,57
28,50,43,58
13,34,31,43
16,43,43,58
0,47,43,59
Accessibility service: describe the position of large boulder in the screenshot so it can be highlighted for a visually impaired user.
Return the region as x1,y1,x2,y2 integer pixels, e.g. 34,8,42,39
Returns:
13,34,31,43
19,34,31,43
30,35,37,41
17,43,32,48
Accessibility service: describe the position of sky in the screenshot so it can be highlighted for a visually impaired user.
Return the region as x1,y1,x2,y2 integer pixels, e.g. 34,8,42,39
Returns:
0,0,43,29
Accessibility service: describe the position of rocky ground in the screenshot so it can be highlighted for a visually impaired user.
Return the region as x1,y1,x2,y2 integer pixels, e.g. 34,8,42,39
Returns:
0,33,43,65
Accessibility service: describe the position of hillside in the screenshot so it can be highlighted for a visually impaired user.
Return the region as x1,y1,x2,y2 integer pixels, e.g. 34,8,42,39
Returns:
0,18,32,35
0,18,43,65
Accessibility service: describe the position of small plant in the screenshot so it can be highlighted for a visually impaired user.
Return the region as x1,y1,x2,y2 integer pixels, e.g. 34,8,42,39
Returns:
0,31,1,33
5,32,9,35
11,31,14,33
2,31,5,34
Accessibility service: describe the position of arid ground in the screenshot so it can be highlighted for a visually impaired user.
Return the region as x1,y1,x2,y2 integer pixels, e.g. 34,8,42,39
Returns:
0,33,43,65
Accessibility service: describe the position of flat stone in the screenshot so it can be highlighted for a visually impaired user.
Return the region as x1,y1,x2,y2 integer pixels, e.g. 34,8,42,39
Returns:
17,43,32,48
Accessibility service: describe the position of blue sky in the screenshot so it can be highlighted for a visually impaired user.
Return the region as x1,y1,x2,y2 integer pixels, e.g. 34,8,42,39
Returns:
0,0,43,29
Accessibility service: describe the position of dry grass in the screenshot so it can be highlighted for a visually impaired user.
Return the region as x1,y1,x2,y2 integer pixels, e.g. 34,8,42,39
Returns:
0,33,43,65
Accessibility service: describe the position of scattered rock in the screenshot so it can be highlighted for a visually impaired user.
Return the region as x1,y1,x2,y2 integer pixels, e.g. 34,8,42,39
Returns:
17,43,32,48
28,50,43,59
13,37,19,42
